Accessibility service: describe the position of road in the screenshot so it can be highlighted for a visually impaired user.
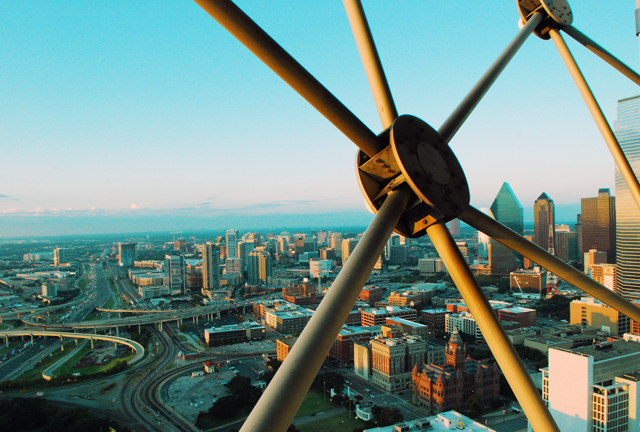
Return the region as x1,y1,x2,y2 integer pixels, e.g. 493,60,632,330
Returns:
0,339,60,382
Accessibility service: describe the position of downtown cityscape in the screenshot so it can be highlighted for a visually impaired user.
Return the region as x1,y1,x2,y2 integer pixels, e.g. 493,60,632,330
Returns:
3,1,640,432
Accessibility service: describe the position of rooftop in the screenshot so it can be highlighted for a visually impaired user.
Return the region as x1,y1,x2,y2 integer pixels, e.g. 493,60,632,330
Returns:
558,340,640,362
386,317,426,328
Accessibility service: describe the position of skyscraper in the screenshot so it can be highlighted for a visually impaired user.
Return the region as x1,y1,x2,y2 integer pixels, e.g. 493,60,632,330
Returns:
164,254,186,295
226,229,238,259
614,96,640,300
581,188,616,264
448,218,461,237
342,238,359,266
534,192,555,254
489,183,523,275
237,241,255,271
247,249,272,287
202,242,220,291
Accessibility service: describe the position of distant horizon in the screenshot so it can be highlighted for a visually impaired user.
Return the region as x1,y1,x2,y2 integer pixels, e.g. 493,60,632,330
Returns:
0,203,582,240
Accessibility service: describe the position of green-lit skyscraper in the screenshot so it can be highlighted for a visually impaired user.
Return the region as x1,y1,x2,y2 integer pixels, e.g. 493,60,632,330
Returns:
614,95,640,300
489,182,523,275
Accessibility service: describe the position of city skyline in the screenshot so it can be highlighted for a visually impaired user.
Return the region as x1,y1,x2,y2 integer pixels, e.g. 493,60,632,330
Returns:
3,1,640,238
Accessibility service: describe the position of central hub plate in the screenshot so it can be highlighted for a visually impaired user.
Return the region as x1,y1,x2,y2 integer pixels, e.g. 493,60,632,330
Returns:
390,115,469,217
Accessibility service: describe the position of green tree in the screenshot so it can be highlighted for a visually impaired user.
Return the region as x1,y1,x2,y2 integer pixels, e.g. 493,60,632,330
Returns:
464,395,484,418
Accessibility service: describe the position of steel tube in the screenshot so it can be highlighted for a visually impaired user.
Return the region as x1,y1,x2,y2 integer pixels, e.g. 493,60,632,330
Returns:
438,12,542,144
426,221,560,432
550,29,640,212
343,0,398,129
459,206,640,324
194,0,384,158
240,187,413,432
563,25,640,87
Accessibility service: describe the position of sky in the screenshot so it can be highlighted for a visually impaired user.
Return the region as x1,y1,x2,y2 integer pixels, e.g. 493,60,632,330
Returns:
2,1,640,237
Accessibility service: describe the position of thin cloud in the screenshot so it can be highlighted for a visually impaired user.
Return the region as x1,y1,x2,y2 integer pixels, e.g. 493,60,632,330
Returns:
131,203,143,210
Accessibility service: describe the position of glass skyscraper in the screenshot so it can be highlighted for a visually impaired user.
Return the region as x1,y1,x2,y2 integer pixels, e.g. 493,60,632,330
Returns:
489,182,523,275
534,192,556,254
614,95,640,300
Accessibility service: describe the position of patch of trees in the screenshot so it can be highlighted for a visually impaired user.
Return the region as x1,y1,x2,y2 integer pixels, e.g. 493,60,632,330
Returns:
369,405,403,427
311,371,345,394
260,358,282,384
475,275,510,293
533,295,578,321
202,375,262,421
514,344,548,369
127,325,153,347
0,397,130,432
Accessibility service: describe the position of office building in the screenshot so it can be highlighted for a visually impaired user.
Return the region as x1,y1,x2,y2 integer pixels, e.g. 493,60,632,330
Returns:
542,340,640,432
309,259,332,278
570,297,629,336
534,192,556,254
386,317,429,340
386,233,400,260
118,243,137,267
510,269,547,299
360,306,417,327
164,254,186,295
421,309,449,332
585,249,608,274
42,283,57,298
330,326,373,366
581,189,616,265
247,249,272,287
448,218,460,237
226,229,238,259
53,248,75,266
359,286,383,306
225,257,241,274
388,244,409,266
589,263,617,291
276,338,297,361
237,241,255,271
418,258,447,274
412,329,500,413
342,238,359,265
489,183,523,275
556,230,579,261
614,96,640,300
330,232,343,256
202,242,220,292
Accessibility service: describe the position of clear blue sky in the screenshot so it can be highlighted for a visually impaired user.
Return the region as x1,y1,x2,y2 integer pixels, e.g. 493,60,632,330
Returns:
2,1,639,237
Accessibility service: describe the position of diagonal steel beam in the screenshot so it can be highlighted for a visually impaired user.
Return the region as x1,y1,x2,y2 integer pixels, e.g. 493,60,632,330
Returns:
193,0,384,158
343,0,398,129
562,25,640,87
239,187,413,432
438,12,543,144
459,206,640,324
550,29,640,212
426,221,560,432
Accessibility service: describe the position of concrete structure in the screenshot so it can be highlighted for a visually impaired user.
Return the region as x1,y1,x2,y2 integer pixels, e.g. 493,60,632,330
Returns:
581,188,616,264
282,283,323,306
570,297,630,336
364,411,497,432
128,269,166,287
585,249,609,275
226,229,238,259
542,340,640,432
118,243,137,267
418,257,447,274
42,283,57,298
412,329,500,413
534,192,556,255
205,324,246,345
139,285,170,299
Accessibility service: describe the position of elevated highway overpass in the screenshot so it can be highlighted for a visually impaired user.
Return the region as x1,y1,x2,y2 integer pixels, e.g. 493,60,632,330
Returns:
0,330,145,364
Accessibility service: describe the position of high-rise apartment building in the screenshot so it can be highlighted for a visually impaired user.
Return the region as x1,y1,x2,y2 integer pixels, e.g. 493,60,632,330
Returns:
489,183,523,275
225,258,242,274
584,249,608,275
202,242,220,291
226,229,238,259
330,233,343,257
614,96,640,300
534,192,556,254
118,243,137,267
164,254,186,294
581,188,616,264
556,231,579,261
53,248,75,266
247,249,272,287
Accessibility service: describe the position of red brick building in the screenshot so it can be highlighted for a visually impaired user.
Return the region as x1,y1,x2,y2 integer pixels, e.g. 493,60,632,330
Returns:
420,309,449,332
282,283,324,306
412,329,500,413
329,326,372,366
359,286,382,306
